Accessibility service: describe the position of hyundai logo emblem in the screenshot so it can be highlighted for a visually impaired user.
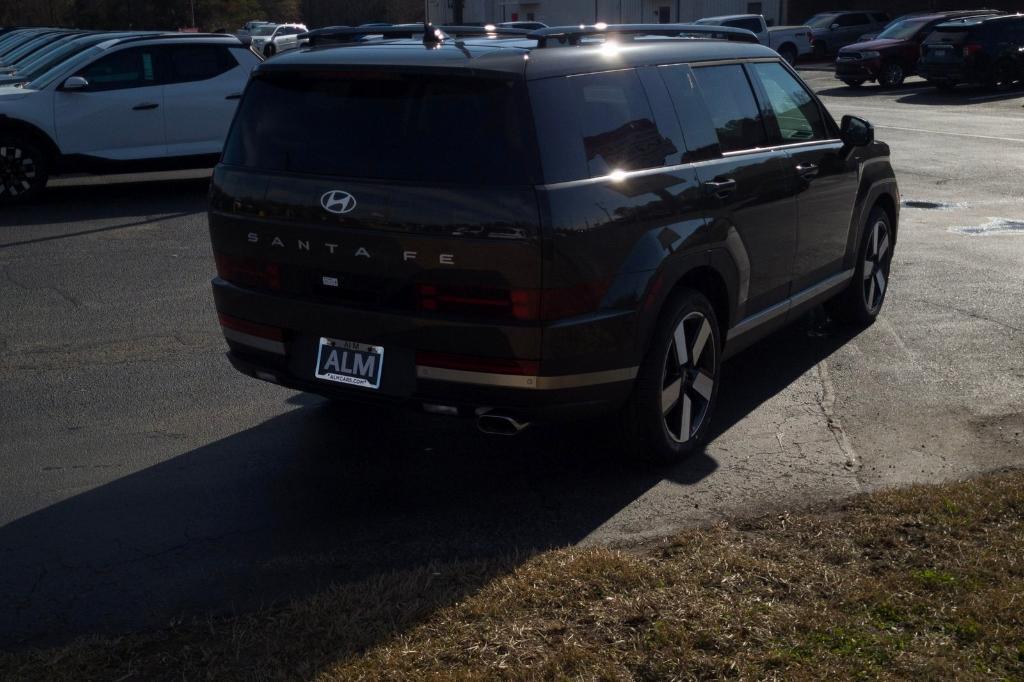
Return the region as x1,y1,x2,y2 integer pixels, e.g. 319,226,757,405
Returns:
320,190,357,215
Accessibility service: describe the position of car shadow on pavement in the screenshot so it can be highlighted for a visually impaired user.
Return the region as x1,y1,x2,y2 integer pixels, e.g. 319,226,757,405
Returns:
0,175,211,229
896,84,1024,105
812,82,934,98
0,310,860,654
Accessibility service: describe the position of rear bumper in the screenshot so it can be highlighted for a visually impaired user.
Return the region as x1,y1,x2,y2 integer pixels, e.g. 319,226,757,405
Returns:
212,278,636,421
835,60,880,80
917,62,972,83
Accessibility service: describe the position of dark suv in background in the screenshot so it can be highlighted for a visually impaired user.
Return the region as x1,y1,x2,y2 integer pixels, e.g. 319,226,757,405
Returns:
836,10,1002,87
806,11,890,55
209,24,898,463
919,14,1024,89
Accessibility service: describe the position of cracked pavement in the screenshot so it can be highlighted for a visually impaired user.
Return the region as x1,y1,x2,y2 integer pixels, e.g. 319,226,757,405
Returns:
1,74,1022,646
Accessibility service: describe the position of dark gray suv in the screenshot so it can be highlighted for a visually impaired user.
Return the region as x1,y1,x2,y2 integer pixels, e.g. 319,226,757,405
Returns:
209,24,899,463
806,11,890,55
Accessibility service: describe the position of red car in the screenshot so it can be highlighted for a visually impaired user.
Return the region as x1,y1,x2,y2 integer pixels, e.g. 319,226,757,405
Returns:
835,10,1001,88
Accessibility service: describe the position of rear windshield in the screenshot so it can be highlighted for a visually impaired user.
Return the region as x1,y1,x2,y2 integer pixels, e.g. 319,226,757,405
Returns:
876,18,931,40
805,13,840,28
923,26,972,43
223,72,537,185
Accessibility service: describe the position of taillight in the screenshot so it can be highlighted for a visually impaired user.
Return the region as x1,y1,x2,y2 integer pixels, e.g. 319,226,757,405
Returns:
963,42,983,58
414,280,609,321
215,252,281,291
415,283,539,320
217,313,284,341
416,351,539,376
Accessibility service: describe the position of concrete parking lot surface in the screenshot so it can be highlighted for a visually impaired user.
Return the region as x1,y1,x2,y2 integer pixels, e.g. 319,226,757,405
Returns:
1,72,1022,645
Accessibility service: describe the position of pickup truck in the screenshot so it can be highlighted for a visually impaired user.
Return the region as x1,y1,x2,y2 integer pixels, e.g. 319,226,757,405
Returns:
694,14,813,64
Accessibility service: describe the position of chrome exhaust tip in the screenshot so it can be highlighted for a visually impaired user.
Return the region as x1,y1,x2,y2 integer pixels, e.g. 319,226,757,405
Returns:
476,413,530,436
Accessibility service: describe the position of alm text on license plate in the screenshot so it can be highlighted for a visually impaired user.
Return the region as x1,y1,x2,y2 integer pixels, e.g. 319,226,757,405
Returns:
314,337,384,389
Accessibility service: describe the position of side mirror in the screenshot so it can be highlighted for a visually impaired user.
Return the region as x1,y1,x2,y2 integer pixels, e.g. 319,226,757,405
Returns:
841,115,874,147
829,22,841,30
62,76,89,91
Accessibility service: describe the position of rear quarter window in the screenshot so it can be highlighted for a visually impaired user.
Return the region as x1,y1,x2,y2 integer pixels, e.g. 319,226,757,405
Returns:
223,72,538,185
529,69,681,184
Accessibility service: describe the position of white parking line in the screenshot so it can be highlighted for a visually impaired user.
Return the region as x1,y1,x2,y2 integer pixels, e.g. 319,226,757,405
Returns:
874,124,1024,144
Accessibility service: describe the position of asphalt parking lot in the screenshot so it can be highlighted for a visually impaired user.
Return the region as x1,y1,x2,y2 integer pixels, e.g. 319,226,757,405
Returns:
1,70,1022,646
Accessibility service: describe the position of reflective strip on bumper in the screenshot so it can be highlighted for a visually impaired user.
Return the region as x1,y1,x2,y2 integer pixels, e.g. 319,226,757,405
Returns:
223,328,287,355
415,365,638,390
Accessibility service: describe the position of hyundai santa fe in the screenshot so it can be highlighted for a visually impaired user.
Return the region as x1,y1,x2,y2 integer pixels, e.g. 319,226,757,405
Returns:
209,23,899,463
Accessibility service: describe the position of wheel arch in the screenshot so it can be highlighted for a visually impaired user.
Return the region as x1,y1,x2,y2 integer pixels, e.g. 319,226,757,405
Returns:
637,254,738,365
872,190,898,243
0,115,60,170
845,162,899,269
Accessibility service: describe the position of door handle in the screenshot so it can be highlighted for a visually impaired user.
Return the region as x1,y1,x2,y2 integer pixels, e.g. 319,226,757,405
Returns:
703,178,737,198
225,93,242,100
796,163,819,179
132,102,159,110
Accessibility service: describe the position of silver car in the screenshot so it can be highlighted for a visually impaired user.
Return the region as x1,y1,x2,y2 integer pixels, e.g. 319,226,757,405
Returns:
250,23,308,58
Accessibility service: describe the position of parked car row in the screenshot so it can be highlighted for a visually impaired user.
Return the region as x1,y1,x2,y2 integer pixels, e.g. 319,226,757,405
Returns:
0,29,260,202
834,10,1021,89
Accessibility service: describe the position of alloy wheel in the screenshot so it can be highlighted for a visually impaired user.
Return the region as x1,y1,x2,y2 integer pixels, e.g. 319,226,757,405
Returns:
661,311,716,443
881,63,904,88
0,145,37,198
862,219,891,312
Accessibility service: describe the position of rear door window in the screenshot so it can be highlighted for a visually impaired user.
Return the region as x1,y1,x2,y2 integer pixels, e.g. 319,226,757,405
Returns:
691,64,768,152
167,45,237,83
658,64,721,161
530,69,680,183
838,13,870,27
749,62,827,142
725,17,764,33
224,72,538,185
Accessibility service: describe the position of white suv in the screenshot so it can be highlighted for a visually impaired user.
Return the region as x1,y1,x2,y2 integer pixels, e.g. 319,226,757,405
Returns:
250,23,308,58
0,33,260,203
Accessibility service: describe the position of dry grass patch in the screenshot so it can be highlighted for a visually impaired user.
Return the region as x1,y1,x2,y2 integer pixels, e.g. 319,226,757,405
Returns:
3,471,1023,680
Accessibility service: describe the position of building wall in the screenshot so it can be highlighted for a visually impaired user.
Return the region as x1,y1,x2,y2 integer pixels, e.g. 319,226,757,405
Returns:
436,0,782,25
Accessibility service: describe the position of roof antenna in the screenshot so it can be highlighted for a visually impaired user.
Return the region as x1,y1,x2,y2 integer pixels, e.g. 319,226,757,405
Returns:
422,0,447,47
423,0,435,45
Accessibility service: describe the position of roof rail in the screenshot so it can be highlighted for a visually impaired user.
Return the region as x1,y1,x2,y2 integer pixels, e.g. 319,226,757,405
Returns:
528,23,760,47
110,32,243,45
300,23,530,46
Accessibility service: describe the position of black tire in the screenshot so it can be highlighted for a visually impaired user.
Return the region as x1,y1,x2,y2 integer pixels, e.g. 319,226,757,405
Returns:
264,43,276,57
0,134,48,204
877,61,905,88
842,79,866,88
830,206,893,326
934,81,957,91
618,288,721,464
778,44,798,66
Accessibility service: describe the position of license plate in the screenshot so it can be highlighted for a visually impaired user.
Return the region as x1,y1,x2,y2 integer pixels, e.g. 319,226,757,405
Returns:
314,337,384,389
